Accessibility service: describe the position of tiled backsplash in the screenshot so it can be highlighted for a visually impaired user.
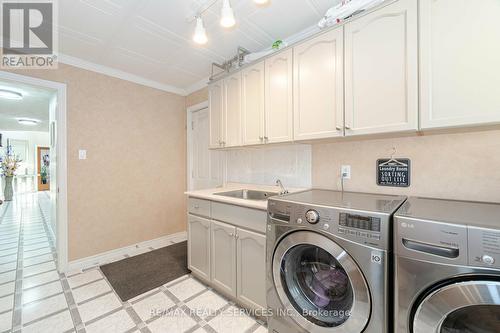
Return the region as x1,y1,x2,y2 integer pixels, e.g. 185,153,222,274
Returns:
226,144,312,188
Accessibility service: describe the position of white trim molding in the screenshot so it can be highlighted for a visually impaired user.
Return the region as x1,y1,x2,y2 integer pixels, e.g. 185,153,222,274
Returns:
58,53,188,96
185,77,209,95
187,101,209,113
67,231,188,273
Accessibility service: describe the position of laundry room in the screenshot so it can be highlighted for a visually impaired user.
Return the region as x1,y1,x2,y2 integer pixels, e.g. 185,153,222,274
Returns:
1,0,499,332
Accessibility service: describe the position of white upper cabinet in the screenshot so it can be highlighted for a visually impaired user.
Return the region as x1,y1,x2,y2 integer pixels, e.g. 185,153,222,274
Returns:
224,73,242,147
265,49,294,143
242,62,265,146
209,82,224,148
294,28,344,140
344,0,418,136
420,0,500,129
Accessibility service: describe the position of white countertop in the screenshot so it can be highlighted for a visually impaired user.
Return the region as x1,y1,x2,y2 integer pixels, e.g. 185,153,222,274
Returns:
185,183,308,210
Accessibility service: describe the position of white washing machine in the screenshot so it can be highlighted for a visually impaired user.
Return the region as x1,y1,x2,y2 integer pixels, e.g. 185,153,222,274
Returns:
266,190,407,333
394,197,500,332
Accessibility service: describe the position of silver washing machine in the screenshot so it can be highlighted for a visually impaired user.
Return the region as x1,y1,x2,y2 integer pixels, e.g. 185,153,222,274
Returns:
394,197,500,333
266,190,407,333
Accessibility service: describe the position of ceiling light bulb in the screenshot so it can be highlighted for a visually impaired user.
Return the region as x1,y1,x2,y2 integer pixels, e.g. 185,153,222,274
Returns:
253,0,269,4
17,119,39,126
220,0,236,28
0,89,23,100
193,16,208,45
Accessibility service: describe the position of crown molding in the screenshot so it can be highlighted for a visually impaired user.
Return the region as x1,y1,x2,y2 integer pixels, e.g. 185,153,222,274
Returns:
58,53,188,96
185,77,210,95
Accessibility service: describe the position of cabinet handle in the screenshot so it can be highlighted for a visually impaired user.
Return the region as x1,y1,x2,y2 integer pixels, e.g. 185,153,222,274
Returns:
259,136,264,141
194,205,199,209
230,232,234,237
264,136,269,141
345,125,352,130
336,126,343,131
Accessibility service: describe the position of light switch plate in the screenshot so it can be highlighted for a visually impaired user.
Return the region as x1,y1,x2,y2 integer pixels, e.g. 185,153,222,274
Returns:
78,150,87,160
341,165,351,179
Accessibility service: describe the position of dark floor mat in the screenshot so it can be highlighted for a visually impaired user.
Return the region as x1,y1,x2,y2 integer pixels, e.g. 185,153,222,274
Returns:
100,241,189,301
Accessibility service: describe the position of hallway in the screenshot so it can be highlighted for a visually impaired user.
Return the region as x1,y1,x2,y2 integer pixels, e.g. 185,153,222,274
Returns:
0,193,266,333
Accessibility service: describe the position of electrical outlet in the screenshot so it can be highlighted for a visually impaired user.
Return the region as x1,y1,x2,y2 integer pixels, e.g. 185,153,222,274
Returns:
341,165,351,179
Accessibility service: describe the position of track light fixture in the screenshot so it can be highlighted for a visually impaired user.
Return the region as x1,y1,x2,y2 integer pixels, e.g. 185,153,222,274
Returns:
220,0,236,28
193,16,208,45
192,0,269,45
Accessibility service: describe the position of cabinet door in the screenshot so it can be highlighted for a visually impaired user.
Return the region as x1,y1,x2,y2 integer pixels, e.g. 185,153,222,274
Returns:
211,220,236,297
209,82,223,148
265,49,294,143
188,214,211,281
420,0,500,129
224,73,242,147
294,28,344,140
242,62,265,146
236,228,266,310
344,0,418,136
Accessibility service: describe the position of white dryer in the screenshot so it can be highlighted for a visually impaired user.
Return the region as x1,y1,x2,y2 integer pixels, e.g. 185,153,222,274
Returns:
394,197,500,332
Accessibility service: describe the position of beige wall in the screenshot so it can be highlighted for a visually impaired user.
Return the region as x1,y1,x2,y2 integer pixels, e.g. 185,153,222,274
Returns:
312,129,500,203
7,64,187,260
186,87,208,108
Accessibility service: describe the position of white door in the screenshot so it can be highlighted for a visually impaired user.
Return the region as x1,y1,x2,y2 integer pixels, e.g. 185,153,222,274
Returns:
224,73,242,147
188,214,211,281
211,220,237,297
191,108,223,190
420,0,500,129
294,28,344,140
242,62,265,146
265,49,294,143
344,0,418,136
209,81,224,148
236,228,266,310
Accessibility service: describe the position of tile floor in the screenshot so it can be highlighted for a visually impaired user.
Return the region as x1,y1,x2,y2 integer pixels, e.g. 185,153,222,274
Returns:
0,193,267,333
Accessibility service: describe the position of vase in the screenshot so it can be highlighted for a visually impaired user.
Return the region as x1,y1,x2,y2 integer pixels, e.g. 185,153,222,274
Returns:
4,176,13,201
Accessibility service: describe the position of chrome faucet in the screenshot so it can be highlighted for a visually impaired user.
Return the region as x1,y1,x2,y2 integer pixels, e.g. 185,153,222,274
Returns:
276,179,289,195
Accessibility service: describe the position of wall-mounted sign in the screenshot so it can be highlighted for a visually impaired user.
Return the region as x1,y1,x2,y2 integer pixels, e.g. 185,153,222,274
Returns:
377,158,411,187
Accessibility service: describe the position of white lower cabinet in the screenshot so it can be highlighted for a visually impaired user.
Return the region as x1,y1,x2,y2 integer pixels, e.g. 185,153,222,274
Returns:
237,228,266,309
187,198,267,310
187,214,211,281
211,220,237,297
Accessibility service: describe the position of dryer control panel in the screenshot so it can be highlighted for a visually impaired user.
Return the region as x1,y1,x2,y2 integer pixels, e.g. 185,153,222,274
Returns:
469,226,500,269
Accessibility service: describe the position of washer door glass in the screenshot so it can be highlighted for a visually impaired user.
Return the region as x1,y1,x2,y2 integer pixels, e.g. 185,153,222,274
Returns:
281,244,353,327
440,305,500,333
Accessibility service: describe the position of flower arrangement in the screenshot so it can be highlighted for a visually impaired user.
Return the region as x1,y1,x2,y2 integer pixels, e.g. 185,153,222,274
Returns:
0,153,22,177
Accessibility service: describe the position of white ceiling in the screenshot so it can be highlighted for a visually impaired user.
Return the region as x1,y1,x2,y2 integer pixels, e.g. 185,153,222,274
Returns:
0,80,54,132
57,0,339,94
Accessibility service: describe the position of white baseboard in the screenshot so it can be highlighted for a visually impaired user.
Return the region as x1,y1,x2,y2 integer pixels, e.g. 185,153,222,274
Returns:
66,231,187,274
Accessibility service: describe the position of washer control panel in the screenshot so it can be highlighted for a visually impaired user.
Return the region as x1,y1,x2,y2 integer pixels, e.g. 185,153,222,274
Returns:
469,226,500,269
292,205,386,249
305,210,320,224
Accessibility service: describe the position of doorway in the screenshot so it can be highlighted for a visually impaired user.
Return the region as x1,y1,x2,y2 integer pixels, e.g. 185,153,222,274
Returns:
187,102,224,191
0,71,68,272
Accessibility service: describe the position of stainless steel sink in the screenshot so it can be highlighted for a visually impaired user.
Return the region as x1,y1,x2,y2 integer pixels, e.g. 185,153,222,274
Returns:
214,189,278,201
